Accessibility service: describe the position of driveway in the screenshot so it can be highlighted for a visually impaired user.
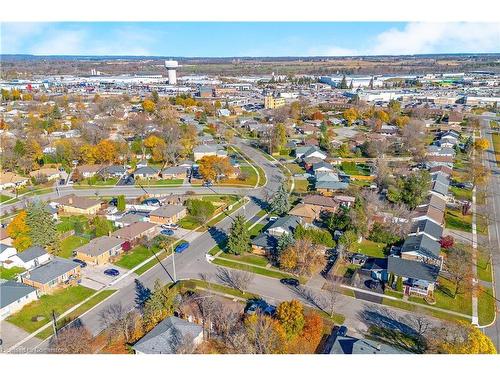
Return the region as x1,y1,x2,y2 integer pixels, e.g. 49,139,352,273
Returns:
80,264,132,290
171,228,202,243
0,321,42,353
352,270,384,304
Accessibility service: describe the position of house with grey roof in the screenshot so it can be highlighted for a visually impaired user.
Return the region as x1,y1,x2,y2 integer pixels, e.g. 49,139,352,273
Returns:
312,161,335,173
161,165,190,179
0,243,16,264
5,246,50,270
251,233,279,255
430,179,449,198
98,165,126,178
20,257,81,294
267,215,301,237
409,219,443,242
133,316,203,354
74,236,125,266
387,256,440,297
295,146,327,160
133,166,160,180
327,330,407,354
149,205,187,225
0,280,38,320
401,234,442,266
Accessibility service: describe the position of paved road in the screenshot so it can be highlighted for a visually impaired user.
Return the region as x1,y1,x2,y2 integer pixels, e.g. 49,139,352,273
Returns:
2,138,444,352
480,115,500,350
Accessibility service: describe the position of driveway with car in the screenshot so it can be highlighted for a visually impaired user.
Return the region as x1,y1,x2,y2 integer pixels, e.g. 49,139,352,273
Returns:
79,264,131,289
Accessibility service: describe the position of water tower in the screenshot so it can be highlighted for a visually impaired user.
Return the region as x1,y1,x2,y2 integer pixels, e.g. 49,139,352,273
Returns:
164,60,179,85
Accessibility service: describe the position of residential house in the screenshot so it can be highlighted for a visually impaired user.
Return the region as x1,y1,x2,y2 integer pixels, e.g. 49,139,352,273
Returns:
133,316,203,354
112,221,158,244
3,246,51,270
312,161,335,174
251,233,279,255
29,168,61,181
288,204,321,224
302,194,339,213
52,194,102,215
409,219,443,242
401,234,442,267
303,156,324,170
429,165,453,176
267,215,301,237
193,145,227,161
20,257,81,294
315,172,349,195
74,236,125,266
114,212,149,228
0,244,17,265
0,280,38,321
149,205,187,225
75,164,103,178
161,166,190,180
98,165,126,179
430,179,449,199
133,166,160,180
295,146,327,161
327,330,407,354
333,195,356,208
378,124,398,136
387,256,440,297
0,171,29,190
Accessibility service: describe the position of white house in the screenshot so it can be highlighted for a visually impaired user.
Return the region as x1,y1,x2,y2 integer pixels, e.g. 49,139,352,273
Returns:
0,244,17,265
5,246,51,270
0,280,39,320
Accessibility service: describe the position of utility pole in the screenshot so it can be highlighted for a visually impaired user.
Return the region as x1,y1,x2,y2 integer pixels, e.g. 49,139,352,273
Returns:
171,243,177,283
51,309,58,339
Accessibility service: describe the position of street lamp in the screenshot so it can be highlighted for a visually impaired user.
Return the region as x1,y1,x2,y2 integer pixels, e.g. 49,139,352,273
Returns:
171,243,177,283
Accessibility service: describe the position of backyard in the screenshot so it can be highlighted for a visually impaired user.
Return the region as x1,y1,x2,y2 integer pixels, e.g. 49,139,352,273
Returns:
59,235,89,258
0,266,25,280
353,239,387,258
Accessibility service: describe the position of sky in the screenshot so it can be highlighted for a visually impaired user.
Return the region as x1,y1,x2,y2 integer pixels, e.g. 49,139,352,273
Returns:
1,22,499,57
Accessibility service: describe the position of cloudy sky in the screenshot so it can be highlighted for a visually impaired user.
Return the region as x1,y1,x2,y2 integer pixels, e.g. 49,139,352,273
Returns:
1,22,499,56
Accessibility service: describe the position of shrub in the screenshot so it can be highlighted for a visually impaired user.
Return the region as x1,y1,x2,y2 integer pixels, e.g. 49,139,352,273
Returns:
367,223,401,244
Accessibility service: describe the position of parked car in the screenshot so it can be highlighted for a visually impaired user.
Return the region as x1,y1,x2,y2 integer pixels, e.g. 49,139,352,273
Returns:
142,198,161,206
245,300,276,316
280,278,300,287
104,268,120,277
72,259,87,268
366,280,381,290
160,229,175,236
203,180,214,187
268,216,278,222
175,242,189,253
109,197,118,206
161,223,179,230
336,325,348,337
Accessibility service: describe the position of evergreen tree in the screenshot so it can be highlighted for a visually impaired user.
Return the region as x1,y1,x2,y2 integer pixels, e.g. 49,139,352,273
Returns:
226,214,251,255
369,77,374,89
349,80,353,89
25,201,57,248
340,75,348,89
269,182,291,215
143,280,177,330
116,195,126,212
275,232,294,261
134,279,152,310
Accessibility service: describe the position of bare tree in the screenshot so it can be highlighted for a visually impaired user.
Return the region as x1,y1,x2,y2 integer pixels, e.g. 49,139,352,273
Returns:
216,267,254,293
98,302,138,343
321,281,341,319
49,323,94,354
444,246,474,298
402,314,432,352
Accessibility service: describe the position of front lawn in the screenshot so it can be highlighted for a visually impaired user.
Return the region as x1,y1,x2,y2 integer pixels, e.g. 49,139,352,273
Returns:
445,208,472,232
0,194,14,203
492,133,500,167
7,285,95,333
56,216,90,233
114,244,163,269
77,177,118,186
449,186,472,201
177,216,203,230
0,266,25,280
477,251,493,283
353,239,386,258
211,257,300,281
432,276,472,316
218,252,270,267
293,179,310,194
60,235,89,258
220,165,258,187
333,262,360,278
136,179,184,186
478,287,495,326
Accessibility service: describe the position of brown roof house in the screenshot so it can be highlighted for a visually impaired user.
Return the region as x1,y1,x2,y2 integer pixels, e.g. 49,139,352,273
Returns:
112,221,158,244
75,164,104,178
74,236,125,265
52,194,102,215
302,194,339,213
288,203,321,224
149,205,187,225
20,257,81,294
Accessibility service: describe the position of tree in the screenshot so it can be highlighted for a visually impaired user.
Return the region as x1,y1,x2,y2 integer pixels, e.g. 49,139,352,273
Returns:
143,135,167,163
25,201,58,249
279,246,298,270
289,311,324,353
273,123,287,152
98,302,139,344
388,99,401,114
92,216,113,237
216,267,254,293
116,195,126,212
198,155,234,182
342,108,359,125
394,115,410,128
186,199,215,225
439,235,454,249
244,314,288,354
474,138,489,152
151,90,160,104
95,139,117,163
49,324,94,354
466,161,490,188
445,246,473,298
337,230,357,253
428,322,496,354
276,300,305,339
279,239,326,277
142,99,156,113
6,210,32,251
134,279,151,310
142,280,177,331
275,232,294,261
340,75,348,89
321,281,340,319
269,182,290,215
226,214,251,255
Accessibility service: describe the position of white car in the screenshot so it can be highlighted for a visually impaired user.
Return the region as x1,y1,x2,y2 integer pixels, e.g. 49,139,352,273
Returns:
268,216,278,222
161,223,179,230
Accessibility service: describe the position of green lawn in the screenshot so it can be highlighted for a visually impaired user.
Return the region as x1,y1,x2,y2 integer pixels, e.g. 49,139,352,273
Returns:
177,216,203,230
384,289,404,299
248,223,265,238
492,133,500,167
0,266,25,280
218,252,270,267
478,287,496,326
133,240,187,275
477,251,493,283
340,162,371,176
432,276,472,316
7,285,95,333
56,216,90,233
353,239,386,258
449,186,472,201
114,244,163,269
334,262,360,278
59,236,89,259
136,179,184,186
382,298,468,323
287,163,306,175
179,279,258,300
293,179,310,193
211,257,301,281
477,213,489,236
445,208,472,232
36,289,117,339
0,194,14,203
77,177,118,186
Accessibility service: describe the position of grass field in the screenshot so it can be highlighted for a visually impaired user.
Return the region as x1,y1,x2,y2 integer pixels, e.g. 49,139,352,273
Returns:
56,215,90,233
133,240,187,275
7,285,95,333
114,244,163,269
218,252,270,267
445,208,472,232
0,194,14,203
136,179,184,186
0,266,25,280
353,239,386,258
478,287,496,326
211,257,299,281
432,276,472,316
382,298,469,323
340,162,371,176
492,133,500,167
60,236,89,258
477,250,493,283
449,186,472,201
293,179,310,193
77,177,118,186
